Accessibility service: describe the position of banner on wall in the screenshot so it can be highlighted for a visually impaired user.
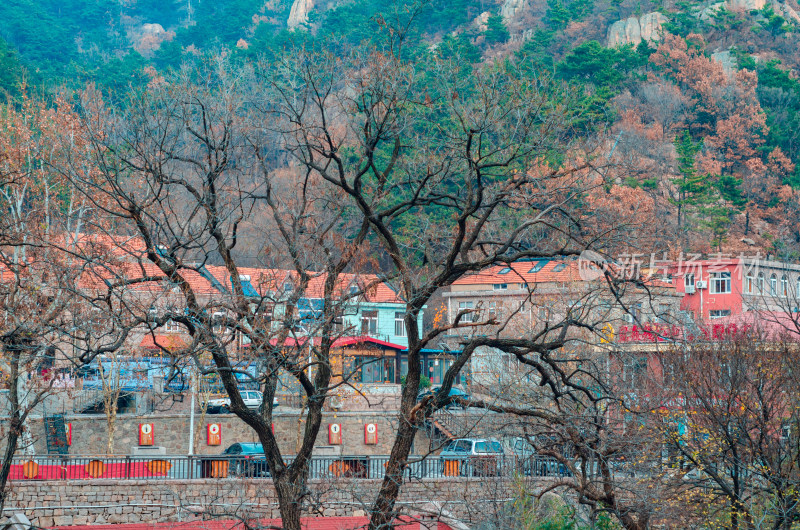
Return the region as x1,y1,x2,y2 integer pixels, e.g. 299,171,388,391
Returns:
207,423,222,445
364,423,378,445
139,423,154,446
329,423,342,445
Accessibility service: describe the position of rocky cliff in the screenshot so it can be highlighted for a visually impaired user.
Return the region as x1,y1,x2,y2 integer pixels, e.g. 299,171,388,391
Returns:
700,0,800,22
606,12,668,47
288,0,314,29
500,0,527,21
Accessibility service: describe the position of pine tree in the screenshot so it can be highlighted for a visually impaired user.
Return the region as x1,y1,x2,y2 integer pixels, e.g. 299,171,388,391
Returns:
672,131,709,231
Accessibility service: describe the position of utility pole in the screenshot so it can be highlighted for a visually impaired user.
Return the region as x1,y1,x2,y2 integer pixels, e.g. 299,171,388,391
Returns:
188,368,196,455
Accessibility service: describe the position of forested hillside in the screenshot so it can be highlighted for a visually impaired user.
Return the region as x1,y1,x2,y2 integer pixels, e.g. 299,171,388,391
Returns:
1,0,800,256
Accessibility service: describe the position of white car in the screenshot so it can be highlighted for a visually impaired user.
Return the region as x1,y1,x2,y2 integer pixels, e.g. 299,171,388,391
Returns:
206,391,278,413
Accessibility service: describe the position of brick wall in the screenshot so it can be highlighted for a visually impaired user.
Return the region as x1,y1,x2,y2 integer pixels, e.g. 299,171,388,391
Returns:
4,476,535,527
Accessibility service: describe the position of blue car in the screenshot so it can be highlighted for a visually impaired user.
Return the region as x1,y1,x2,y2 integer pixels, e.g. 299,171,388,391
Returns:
222,443,270,477
416,386,471,409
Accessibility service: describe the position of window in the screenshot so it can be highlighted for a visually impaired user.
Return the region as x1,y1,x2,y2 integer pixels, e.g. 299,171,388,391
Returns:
625,303,642,324
394,312,406,337
361,310,378,335
622,356,647,390
745,274,754,294
458,301,474,323
455,440,471,453
528,260,548,273
475,441,504,453
770,274,778,296
553,263,567,272
488,301,497,317
297,298,324,326
212,312,226,334
758,273,765,294
538,307,549,322
710,272,731,294
498,267,511,274
148,307,158,326
782,275,789,297
710,310,731,319
283,281,293,292
493,283,507,290
684,273,695,289
164,319,181,333
355,356,394,383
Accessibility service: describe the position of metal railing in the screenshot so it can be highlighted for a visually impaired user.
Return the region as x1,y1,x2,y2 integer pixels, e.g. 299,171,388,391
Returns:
9,454,571,482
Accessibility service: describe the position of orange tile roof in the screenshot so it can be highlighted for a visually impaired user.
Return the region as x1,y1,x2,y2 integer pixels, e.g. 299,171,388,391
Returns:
68,235,403,304
452,260,586,286
452,259,678,293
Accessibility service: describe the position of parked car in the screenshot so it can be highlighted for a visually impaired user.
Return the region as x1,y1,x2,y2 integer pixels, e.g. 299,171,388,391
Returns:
221,443,270,477
206,391,278,413
416,386,471,409
509,437,570,477
439,438,504,476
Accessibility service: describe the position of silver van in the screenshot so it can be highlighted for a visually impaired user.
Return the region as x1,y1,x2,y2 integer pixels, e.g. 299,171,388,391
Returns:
439,438,504,476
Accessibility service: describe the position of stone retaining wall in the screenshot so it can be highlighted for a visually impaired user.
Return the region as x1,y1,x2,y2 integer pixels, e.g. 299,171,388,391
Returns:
14,411,429,456
4,476,533,527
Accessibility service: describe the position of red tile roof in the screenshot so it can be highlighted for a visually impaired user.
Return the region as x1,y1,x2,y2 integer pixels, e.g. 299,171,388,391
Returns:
452,260,677,291
140,334,190,351
331,336,407,350
54,516,452,530
267,336,406,350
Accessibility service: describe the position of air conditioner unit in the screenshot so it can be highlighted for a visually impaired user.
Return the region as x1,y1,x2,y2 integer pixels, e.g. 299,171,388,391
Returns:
695,281,708,290
685,285,696,294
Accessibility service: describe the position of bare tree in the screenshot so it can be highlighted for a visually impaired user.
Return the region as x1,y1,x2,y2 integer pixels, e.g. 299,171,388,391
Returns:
64,60,377,529
55,25,654,528
0,95,131,514
258,35,654,527
654,326,800,529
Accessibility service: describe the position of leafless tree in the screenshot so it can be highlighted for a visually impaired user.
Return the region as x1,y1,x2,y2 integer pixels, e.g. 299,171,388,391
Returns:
0,96,131,515
257,32,657,527
63,59,379,530
653,326,800,529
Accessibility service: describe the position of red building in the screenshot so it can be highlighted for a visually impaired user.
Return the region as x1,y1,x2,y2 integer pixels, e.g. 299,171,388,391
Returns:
669,256,800,322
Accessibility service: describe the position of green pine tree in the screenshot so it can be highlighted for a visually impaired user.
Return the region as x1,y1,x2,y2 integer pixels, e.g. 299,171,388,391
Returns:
484,15,510,44
672,131,710,231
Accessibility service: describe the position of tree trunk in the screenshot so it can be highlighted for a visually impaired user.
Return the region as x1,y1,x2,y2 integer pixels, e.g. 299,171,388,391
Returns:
0,418,22,515
369,341,422,530
744,210,750,236
0,353,22,516
273,473,304,530
368,419,417,529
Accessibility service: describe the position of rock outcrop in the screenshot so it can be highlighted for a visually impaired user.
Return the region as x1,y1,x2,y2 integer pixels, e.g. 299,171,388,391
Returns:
711,50,737,77
131,23,175,56
607,12,668,47
474,11,490,31
500,0,527,21
700,0,800,23
287,0,314,29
